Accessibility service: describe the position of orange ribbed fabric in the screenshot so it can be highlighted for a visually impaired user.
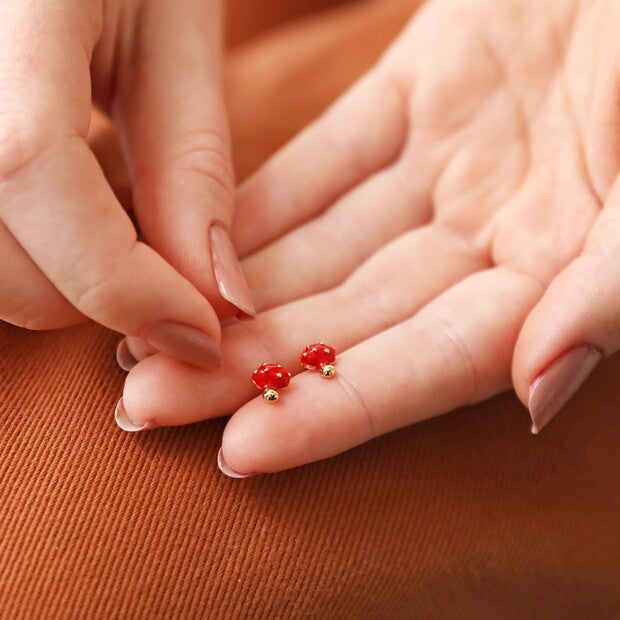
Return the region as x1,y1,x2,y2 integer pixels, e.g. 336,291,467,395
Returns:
1,2,619,617
1,322,618,617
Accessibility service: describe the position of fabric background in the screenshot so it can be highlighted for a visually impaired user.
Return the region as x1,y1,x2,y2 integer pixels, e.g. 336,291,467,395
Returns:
1,1,619,617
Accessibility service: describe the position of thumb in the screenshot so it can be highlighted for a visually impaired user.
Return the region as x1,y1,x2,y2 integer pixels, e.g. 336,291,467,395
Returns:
114,0,255,321
511,181,620,433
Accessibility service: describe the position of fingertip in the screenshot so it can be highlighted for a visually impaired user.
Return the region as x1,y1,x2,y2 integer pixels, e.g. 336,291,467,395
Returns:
114,398,159,432
125,336,159,362
512,253,608,422
222,379,328,475
116,339,138,372
221,408,266,474
216,447,259,479
117,335,161,372
123,352,227,428
121,360,167,430
526,344,602,434
139,321,222,370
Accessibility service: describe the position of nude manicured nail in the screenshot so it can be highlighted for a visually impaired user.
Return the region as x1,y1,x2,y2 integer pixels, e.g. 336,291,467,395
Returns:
140,321,221,370
217,447,259,479
114,398,159,432
116,339,138,372
528,345,602,434
210,224,256,319
125,336,159,361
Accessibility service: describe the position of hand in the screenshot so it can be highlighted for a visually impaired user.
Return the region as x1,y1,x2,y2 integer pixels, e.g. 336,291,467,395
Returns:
0,0,254,370
121,0,618,473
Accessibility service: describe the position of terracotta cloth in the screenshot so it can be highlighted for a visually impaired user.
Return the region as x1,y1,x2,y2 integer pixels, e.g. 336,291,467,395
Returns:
1,1,619,617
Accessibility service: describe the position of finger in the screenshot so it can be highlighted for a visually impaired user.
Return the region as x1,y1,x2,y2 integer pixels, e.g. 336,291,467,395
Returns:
1,137,222,370
119,224,487,429
0,3,222,368
0,221,83,329
116,339,137,372
232,67,409,256
243,159,432,310
115,0,254,320
220,266,541,475
513,176,620,433
115,336,160,372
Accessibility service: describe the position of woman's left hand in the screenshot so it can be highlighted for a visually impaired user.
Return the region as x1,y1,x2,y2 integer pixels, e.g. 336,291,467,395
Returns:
119,0,620,475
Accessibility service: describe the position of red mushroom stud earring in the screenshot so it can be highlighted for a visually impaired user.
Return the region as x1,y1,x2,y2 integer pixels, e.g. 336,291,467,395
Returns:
252,363,292,402
300,343,336,377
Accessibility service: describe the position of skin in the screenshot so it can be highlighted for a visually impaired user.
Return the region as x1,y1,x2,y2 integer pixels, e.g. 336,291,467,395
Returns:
123,0,620,474
6,0,620,473
0,0,238,348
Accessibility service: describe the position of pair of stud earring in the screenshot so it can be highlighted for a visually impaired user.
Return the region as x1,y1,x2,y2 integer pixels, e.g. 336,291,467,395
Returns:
251,342,336,402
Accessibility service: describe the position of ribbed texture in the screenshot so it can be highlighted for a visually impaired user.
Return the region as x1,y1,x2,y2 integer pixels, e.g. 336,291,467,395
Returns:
1,1,619,615
1,321,618,618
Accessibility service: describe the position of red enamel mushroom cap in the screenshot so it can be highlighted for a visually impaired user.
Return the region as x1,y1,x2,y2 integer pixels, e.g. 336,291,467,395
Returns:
252,363,291,391
300,343,336,369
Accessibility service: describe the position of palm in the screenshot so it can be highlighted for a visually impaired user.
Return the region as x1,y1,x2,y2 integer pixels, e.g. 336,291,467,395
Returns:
122,0,618,475
394,0,605,283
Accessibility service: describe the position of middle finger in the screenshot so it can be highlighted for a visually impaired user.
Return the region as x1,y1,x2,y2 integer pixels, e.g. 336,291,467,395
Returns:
120,224,486,428
242,159,433,311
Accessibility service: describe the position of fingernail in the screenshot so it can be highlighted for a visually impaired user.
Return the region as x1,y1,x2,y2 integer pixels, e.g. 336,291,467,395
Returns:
140,321,221,370
210,224,256,319
125,336,159,361
217,447,259,479
528,344,602,434
114,398,159,432
116,338,138,372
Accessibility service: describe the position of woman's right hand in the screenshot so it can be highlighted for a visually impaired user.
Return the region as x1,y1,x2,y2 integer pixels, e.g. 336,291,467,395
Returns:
0,0,254,369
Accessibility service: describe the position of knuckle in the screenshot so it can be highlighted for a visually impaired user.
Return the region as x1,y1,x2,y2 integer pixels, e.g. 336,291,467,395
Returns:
171,130,235,203
73,270,116,316
320,110,371,180
0,118,49,187
582,236,620,272
335,368,377,437
137,128,235,207
423,309,480,402
70,240,139,318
